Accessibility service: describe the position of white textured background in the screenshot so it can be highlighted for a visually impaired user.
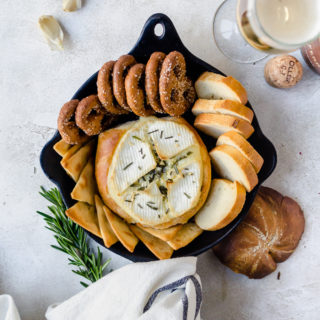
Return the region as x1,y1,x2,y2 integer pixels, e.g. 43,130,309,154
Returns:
1,0,320,319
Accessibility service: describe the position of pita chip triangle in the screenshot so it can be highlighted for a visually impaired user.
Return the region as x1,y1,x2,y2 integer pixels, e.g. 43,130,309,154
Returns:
95,195,118,248
66,202,101,238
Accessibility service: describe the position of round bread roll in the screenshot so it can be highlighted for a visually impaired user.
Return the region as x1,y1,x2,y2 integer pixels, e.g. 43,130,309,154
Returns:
95,116,211,229
213,186,305,279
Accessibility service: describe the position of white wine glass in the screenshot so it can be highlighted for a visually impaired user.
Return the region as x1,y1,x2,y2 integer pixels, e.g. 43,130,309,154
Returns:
213,0,320,64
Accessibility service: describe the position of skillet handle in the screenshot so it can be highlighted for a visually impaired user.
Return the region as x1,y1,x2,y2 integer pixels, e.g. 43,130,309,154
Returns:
132,13,185,54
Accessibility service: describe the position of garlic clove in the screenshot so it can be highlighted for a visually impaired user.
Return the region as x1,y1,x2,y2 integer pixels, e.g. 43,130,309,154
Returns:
38,15,64,51
63,0,82,12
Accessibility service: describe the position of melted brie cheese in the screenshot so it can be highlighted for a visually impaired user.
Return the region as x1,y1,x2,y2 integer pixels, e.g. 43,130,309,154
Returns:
107,117,206,226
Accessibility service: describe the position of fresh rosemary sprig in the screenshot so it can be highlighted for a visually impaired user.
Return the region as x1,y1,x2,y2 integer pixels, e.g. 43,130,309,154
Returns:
37,187,111,288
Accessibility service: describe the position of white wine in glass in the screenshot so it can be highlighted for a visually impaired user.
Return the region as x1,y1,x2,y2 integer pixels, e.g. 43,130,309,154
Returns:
213,0,320,63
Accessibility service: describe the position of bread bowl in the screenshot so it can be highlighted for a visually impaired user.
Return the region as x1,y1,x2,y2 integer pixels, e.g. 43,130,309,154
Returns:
95,116,212,229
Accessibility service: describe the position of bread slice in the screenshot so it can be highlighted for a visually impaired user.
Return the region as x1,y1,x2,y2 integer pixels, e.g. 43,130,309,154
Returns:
192,99,253,123
217,131,264,173
195,72,248,104
195,179,246,231
194,113,254,139
210,145,258,192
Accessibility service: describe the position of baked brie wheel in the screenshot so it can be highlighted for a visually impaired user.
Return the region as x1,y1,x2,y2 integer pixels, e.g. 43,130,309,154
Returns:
95,117,211,229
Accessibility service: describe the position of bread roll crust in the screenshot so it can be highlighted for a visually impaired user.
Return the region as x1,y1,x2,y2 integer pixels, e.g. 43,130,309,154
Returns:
213,186,305,279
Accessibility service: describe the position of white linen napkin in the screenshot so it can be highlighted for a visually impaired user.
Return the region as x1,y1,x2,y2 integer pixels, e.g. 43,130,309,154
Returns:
0,295,21,320
46,257,202,320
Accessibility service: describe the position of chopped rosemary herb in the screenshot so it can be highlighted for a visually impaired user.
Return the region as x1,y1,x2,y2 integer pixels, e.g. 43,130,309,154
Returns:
147,203,158,210
160,130,163,139
142,154,146,159
158,215,160,218
184,192,191,199
138,166,142,170
138,186,146,191
132,135,142,141
139,148,143,154
148,129,159,134
137,203,143,209
166,208,169,214
175,139,179,143
147,201,155,205
187,151,193,156
173,164,179,174
125,199,132,203
159,186,168,196
123,162,133,170
165,136,173,139
167,179,173,183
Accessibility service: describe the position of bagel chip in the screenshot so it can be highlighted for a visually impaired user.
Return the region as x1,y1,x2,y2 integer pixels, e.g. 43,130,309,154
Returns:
167,223,203,250
53,139,72,157
103,206,138,253
66,202,101,238
94,195,118,248
61,139,95,181
130,225,173,260
137,224,183,241
71,158,97,205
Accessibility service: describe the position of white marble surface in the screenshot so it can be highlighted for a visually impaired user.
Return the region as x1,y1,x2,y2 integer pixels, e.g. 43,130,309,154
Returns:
1,0,320,319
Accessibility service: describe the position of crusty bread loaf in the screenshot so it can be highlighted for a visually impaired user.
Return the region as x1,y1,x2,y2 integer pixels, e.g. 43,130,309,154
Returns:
195,179,246,231
194,113,254,139
195,72,248,104
213,186,305,279
210,145,258,192
192,99,253,123
217,131,264,173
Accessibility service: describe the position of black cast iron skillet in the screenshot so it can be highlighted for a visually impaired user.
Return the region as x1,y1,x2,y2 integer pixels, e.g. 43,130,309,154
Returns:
40,13,277,262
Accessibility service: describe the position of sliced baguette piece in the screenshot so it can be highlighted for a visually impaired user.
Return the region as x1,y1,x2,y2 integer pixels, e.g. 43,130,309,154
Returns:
192,99,253,123
217,131,264,173
195,72,248,104
194,113,254,139
195,179,246,231
210,145,258,192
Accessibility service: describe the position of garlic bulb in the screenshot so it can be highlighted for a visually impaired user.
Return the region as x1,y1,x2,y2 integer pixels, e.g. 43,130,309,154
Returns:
38,15,64,51
63,0,82,12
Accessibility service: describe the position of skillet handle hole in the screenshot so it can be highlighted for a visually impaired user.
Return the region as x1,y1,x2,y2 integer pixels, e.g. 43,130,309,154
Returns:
154,23,164,38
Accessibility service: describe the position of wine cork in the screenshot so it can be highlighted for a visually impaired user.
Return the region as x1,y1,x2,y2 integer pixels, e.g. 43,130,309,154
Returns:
264,55,303,88
301,38,320,75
